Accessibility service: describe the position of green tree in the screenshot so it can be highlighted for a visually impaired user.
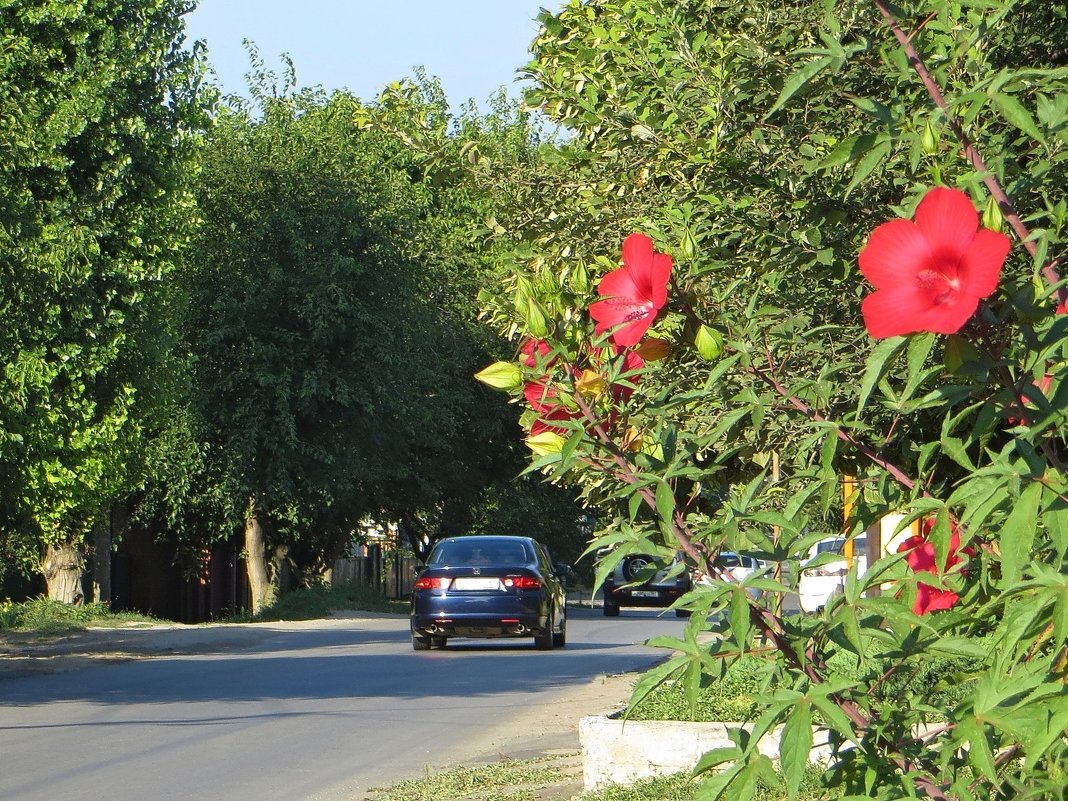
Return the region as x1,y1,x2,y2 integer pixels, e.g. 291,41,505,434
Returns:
182,68,432,611
0,0,211,601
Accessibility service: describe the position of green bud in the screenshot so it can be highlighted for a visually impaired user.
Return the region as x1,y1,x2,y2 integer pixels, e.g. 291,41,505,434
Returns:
473,361,523,392
921,119,940,155
694,324,723,362
982,196,1004,232
525,296,549,338
526,431,566,455
679,230,697,261
571,260,589,294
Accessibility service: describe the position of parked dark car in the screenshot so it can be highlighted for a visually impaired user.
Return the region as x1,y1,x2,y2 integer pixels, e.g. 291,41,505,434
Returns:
601,551,692,617
410,535,568,651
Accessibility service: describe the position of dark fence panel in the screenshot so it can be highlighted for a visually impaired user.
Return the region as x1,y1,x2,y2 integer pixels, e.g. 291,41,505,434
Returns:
333,553,420,600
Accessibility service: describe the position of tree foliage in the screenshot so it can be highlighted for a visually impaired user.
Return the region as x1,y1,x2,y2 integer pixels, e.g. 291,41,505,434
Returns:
0,0,211,594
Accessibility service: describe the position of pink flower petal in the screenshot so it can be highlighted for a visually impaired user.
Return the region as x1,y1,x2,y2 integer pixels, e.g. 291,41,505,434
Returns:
589,298,654,346
959,228,1010,298
649,252,672,308
862,283,978,338
622,233,654,279
913,187,979,264
597,265,643,301
524,379,556,413
858,219,934,290
914,583,960,615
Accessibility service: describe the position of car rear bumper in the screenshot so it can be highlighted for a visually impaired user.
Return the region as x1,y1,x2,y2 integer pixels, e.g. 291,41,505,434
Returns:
604,584,687,608
411,592,547,637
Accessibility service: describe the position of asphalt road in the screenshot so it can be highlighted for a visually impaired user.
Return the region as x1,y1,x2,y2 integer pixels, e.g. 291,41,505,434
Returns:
0,607,685,801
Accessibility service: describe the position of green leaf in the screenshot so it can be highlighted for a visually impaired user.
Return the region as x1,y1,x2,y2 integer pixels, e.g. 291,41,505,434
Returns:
1000,481,1042,585
991,90,1047,145
655,480,676,528
728,586,752,649
858,336,906,414
764,55,836,120
844,138,891,195
780,699,813,799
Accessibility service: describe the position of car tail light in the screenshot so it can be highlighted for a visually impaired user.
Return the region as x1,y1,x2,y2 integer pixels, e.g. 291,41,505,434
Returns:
502,575,541,590
414,576,452,590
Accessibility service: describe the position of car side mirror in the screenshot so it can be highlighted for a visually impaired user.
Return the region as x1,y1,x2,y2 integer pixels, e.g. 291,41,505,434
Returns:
553,563,576,585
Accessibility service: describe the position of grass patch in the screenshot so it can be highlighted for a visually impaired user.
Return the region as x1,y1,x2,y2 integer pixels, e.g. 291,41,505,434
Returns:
628,655,767,722
0,596,157,633
365,759,836,801
367,756,572,801
233,582,408,622
574,765,836,801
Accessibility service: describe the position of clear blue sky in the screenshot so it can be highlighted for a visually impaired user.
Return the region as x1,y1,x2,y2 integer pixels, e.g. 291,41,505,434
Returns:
183,1,561,110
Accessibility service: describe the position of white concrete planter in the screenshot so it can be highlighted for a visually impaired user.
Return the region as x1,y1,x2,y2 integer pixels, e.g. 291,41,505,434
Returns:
579,715,832,791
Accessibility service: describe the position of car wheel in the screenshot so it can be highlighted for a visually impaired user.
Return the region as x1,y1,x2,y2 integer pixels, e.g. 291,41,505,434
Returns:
675,608,692,618
431,636,448,649
412,633,432,651
535,608,555,650
603,601,620,617
553,616,566,648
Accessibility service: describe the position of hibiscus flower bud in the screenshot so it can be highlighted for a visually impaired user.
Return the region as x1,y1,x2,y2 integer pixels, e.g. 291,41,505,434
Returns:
636,337,672,361
920,119,940,155
694,324,723,362
982,195,1004,232
525,431,566,455
474,361,523,391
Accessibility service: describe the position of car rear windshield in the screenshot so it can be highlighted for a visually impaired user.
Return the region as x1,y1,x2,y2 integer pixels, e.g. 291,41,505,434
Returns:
815,538,867,556
428,538,533,566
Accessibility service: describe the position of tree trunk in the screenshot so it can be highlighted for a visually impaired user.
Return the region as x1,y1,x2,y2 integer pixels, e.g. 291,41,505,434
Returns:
91,514,111,605
244,507,271,615
42,540,85,604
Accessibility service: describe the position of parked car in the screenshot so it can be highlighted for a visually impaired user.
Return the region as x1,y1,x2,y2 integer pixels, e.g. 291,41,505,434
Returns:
798,537,868,613
601,551,692,617
694,552,768,599
410,535,568,651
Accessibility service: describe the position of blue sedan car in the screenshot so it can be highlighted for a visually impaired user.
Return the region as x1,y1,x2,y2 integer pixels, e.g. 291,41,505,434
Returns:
410,535,568,651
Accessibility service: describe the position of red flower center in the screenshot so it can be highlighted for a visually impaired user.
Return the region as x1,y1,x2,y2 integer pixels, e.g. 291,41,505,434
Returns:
916,261,960,305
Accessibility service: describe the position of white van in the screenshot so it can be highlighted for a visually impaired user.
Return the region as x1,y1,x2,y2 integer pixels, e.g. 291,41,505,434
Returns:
798,537,867,612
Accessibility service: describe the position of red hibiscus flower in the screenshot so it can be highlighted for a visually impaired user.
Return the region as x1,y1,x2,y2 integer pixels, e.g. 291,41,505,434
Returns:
589,233,672,347
523,378,579,435
897,518,972,615
520,339,552,368
859,187,1011,339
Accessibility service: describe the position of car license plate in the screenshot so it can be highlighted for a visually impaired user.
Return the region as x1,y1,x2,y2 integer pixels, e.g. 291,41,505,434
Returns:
631,590,659,598
453,577,501,591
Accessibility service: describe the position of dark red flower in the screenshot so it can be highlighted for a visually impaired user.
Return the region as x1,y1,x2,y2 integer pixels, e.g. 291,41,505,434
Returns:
523,378,579,435
859,187,1010,338
520,339,552,368
897,518,971,615
589,233,672,347
529,405,577,437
